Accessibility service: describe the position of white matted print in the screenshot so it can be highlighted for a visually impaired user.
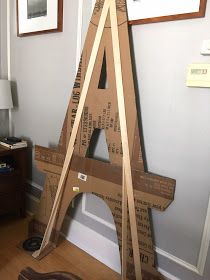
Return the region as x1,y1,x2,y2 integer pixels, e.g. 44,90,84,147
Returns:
127,0,207,25
27,0,47,19
17,0,63,36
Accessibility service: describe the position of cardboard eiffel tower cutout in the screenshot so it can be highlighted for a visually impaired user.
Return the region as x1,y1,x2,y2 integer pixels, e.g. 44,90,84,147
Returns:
29,0,176,279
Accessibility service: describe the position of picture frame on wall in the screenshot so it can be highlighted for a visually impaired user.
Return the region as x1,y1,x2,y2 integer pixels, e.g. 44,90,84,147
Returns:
17,0,63,36
127,0,207,25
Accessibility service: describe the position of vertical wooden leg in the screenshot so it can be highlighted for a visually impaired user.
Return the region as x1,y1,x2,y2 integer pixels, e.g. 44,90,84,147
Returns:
32,0,111,259
110,1,142,279
122,166,128,279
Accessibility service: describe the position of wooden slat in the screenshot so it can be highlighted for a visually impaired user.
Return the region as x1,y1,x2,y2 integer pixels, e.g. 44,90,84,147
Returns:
32,0,111,258
122,166,127,279
109,1,142,279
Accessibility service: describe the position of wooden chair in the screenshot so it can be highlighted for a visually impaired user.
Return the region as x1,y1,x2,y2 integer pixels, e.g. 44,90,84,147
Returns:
18,267,82,280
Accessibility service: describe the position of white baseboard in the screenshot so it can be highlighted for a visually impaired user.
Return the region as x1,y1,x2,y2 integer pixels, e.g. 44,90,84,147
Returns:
27,180,43,191
61,216,121,274
157,268,180,280
62,216,179,280
76,190,210,276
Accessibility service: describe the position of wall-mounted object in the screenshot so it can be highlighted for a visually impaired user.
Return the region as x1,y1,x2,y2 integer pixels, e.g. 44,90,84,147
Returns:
201,40,210,55
128,0,207,25
186,63,210,87
0,80,13,109
17,0,63,37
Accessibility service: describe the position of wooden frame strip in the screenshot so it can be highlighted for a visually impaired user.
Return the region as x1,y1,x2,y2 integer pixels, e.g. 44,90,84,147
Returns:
110,1,142,279
32,0,111,258
128,0,207,25
122,165,128,279
17,0,63,37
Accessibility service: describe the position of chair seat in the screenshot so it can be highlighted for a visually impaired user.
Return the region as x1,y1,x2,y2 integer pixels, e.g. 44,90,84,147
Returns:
18,267,82,280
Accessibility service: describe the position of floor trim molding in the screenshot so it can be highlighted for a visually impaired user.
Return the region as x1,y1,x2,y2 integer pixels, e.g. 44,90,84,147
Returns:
27,180,43,191
81,191,210,276
62,216,177,280
62,216,121,274
82,193,116,230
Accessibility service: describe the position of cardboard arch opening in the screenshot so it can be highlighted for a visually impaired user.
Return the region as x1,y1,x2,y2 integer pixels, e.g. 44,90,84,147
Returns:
62,192,122,273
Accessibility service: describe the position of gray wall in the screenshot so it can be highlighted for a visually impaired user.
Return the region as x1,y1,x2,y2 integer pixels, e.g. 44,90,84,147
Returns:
132,5,210,279
1,0,210,279
9,0,80,184
0,1,8,78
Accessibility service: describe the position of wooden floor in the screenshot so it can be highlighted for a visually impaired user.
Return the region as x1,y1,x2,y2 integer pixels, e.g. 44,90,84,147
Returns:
0,216,121,280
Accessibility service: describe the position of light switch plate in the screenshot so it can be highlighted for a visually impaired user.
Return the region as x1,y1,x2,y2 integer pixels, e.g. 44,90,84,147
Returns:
201,40,210,55
186,64,210,88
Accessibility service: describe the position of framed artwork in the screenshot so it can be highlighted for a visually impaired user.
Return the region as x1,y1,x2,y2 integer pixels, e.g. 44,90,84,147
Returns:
17,0,63,36
127,0,207,25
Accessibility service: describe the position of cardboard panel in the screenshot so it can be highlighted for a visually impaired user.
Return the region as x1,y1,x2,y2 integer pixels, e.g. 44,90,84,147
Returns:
29,1,176,279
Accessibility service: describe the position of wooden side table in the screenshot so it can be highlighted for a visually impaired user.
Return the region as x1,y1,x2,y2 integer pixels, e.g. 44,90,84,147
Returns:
0,146,27,216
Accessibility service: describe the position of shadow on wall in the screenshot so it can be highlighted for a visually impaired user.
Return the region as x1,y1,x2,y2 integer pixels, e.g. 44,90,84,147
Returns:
10,80,19,110
0,110,9,137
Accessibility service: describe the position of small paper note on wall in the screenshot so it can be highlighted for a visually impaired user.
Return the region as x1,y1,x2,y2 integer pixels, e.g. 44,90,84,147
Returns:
186,63,210,88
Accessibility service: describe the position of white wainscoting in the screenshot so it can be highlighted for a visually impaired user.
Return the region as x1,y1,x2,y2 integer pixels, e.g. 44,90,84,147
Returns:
61,215,177,280
81,193,116,230
81,191,210,276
